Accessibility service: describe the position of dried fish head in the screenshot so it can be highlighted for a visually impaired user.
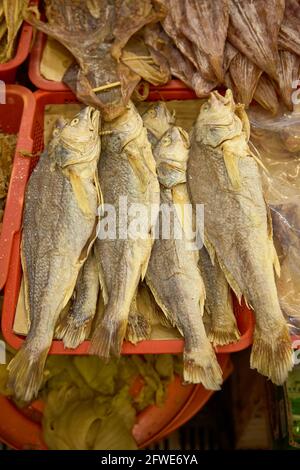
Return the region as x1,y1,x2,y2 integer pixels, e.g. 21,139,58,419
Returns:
154,126,190,188
142,102,175,141
195,90,243,147
57,106,100,166
102,101,143,150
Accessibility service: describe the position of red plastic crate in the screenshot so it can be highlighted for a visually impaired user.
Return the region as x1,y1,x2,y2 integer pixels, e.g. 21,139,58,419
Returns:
0,22,33,84
0,354,232,450
0,89,254,355
0,85,36,287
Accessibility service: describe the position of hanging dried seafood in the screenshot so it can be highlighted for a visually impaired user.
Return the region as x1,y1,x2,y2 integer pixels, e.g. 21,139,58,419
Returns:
180,0,229,82
278,0,300,56
228,51,262,107
253,74,280,115
144,24,216,97
277,50,300,110
228,0,285,81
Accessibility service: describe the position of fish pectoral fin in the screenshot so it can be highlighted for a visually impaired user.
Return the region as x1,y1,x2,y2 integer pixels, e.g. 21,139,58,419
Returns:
235,104,250,141
66,169,94,217
94,170,104,214
222,142,241,191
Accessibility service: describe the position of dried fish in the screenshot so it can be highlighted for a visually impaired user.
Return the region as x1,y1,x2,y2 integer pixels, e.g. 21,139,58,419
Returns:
7,107,101,402
254,74,280,115
228,0,285,81
146,126,223,388
26,1,139,121
277,50,300,110
91,102,160,358
278,0,300,56
187,90,293,385
228,52,262,107
144,24,216,97
180,0,229,82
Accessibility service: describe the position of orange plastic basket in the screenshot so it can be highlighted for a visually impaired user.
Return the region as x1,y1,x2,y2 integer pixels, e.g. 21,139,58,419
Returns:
0,88,254,355
0,354,232,450
0,84,36,276
0,22,33,84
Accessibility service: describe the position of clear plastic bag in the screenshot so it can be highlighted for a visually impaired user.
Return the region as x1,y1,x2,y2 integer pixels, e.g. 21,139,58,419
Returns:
249,105,300,334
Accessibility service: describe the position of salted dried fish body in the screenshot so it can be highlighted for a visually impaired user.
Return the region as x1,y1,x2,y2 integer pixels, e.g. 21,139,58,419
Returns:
55,250,99,349
91,102,160,358
111,0,166,61
199,247,240,347
229,52,262,107
144,24,216,97
228,0,285,81
26,1,139,121
187,90,293,385
7,107,101,402
145,126,222,388
120,35,170,86
278,0,300,55
254,74,280,115
125,102,175,342
179,0,229,82
277,50,300,110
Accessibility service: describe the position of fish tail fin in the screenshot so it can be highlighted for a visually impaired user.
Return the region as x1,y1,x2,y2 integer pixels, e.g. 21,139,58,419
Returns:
55,314,93,349
250,324,293,385
7,344,49,403
89,306,127,359
207,297,241,347
208,323,240,347
183,349,223,391
125,299,151,344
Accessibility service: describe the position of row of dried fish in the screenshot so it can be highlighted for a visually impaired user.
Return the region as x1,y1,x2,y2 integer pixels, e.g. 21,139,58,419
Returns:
25,0,300,118
7,90,293,403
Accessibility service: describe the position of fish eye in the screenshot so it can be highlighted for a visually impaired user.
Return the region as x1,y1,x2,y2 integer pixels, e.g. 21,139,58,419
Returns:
149,108,157,118
71,118,79,126
202,103,210,111
52,128,60,137
162,136,171,146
